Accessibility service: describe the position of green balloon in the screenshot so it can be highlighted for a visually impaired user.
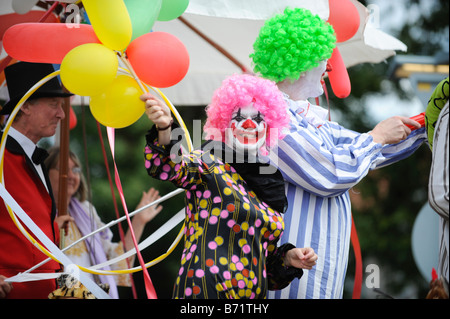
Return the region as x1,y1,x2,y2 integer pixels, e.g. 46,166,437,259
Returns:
124,0,162,41
158,0,189,21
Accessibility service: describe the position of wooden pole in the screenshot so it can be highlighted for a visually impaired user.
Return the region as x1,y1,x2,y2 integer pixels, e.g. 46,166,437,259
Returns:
177,16,250,73
57,91,71,248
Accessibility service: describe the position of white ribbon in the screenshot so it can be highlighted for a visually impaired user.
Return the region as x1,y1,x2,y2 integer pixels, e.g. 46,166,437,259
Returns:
0,183,110,299
91,207,185,270
24,188,184,274
5,272,62,283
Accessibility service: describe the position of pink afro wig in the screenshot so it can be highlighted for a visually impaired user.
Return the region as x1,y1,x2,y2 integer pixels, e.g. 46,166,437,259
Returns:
203,74,290,149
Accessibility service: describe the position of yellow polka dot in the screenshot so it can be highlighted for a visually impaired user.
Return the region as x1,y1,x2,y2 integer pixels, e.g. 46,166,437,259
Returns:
242,203,250,210
236,273,244,280
219,257,228,265
230,263,236,271
238,290,245,297
199,199,208,208
246,289,252,298
238,238,247,247
241,221,249,231
223,187,232,196
211,208,221,216
241,257,249,266
215,236,224,246
216,283,224,292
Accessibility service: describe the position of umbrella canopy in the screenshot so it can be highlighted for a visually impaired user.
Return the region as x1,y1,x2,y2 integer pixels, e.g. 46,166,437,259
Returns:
157,0,406,105
1,0,407,106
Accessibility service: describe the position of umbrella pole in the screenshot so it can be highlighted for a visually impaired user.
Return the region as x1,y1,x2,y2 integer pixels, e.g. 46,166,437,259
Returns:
57,92,71,249
177,16,250,73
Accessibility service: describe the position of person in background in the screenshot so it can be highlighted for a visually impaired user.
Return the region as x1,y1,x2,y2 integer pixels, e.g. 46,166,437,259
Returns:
45,147,163,299
251,7,427,299
425,77,449,298
0,62,72,298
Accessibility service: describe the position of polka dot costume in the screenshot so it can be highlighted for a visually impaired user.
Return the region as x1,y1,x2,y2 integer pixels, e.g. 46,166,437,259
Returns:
144,128,302,299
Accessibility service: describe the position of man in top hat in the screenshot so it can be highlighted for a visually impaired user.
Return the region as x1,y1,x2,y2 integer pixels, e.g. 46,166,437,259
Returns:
0,62,74,299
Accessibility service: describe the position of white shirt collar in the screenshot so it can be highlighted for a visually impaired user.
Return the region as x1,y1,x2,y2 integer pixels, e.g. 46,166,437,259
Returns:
7,127,49,192
282,95,329,127
8,127,37,159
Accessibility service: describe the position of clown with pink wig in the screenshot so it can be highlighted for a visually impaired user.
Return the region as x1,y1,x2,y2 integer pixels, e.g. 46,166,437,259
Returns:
140,74,317,299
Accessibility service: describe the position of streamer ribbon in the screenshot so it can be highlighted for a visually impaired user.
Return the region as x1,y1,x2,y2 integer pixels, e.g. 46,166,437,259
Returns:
0,183,110,299
106,127,157,299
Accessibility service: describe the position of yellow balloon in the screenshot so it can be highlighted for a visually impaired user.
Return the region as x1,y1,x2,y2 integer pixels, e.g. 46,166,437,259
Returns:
90,75,145,128
60,43,118,97
83,0,132,51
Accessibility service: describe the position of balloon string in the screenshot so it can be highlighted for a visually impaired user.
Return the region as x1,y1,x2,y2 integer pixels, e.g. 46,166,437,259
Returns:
118,53,148,94
106,127,157,299
96,121,138,299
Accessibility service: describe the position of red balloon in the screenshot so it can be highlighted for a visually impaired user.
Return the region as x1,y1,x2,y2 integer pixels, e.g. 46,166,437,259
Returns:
3,23,101,64
0,11,58,40
69,106,77,130
327,0,360,43
327,47,351,98
126,31,189,88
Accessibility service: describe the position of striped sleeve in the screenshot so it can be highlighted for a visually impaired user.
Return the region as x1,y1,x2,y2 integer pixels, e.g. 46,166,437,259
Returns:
271,119,384,197
371,127,427,169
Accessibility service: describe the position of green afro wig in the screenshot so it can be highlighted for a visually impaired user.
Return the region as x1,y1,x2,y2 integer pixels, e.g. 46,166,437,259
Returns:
250,7,337,82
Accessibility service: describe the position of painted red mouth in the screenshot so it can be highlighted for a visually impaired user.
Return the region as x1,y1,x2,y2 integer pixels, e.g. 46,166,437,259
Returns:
231,124,266,145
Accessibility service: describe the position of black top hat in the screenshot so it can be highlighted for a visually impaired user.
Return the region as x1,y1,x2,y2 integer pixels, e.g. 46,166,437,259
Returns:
1,62,73,115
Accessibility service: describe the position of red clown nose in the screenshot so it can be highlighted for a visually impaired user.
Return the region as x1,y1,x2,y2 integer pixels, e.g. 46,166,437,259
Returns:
242,119,257,129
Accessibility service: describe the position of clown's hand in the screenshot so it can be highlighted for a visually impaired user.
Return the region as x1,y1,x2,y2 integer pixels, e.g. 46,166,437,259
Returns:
140,93,172,130
284,247,318,270
370,116,420,145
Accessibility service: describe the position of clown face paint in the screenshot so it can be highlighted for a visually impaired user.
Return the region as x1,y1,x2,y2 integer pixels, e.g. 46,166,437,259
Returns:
278,60,327,101
225,104,267,155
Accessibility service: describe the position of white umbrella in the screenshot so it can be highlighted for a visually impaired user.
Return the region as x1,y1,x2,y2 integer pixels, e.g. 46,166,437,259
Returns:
157,0,407,105
0,0,407,105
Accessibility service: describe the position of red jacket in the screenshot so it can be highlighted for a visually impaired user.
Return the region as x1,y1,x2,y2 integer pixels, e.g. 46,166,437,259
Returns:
0,135,61,298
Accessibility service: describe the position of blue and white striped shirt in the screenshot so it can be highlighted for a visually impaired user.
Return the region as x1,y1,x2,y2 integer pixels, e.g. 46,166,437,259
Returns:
268,99,426,299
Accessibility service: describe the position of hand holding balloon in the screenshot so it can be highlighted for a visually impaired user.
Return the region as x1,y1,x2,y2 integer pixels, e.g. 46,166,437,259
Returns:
140,93,173,145
140,93,172,128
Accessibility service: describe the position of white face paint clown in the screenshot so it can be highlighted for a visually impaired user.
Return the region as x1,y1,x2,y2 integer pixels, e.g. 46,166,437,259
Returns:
277,60,328,101
225,103,267,156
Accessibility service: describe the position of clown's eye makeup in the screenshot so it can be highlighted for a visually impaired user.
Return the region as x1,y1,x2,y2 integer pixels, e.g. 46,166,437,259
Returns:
232,114,245,122
252,113,264,124
232,109,264,125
